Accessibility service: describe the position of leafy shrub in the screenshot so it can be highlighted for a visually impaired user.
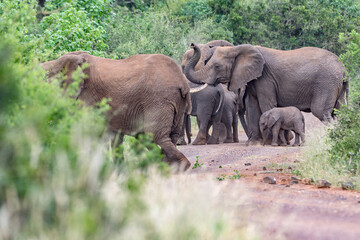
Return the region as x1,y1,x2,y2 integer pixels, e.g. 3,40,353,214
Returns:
179,0,212,23
39,7,108,58
106,7,232,62
215,0,360,54
327,30,360,173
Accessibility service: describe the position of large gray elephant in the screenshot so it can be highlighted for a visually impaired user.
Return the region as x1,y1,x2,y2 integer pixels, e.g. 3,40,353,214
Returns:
259,107,305,146
41,51,191,171
184,43,349,145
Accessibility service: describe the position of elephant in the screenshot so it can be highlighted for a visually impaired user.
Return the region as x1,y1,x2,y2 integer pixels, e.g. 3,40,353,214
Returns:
177,83,239,145
186,81,225,145
259,107,305,146
41,51,192,171
184,43,349,145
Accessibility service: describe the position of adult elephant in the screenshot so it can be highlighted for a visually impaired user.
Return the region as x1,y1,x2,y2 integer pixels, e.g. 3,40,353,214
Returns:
184,43,349,145
41,51,191,171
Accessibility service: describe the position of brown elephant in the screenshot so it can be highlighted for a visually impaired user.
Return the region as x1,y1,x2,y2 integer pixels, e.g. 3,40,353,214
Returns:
184,43,349,145
41,51,191,171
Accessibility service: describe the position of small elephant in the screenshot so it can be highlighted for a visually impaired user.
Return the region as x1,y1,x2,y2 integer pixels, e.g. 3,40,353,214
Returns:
187,81,225,145
259,107,305,146
177,84,239,145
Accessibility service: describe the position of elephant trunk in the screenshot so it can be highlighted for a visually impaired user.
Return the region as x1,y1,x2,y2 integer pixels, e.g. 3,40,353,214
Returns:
184,43,208,85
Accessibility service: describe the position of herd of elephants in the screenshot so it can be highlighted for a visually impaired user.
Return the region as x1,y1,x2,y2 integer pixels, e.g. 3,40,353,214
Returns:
41,40,349,171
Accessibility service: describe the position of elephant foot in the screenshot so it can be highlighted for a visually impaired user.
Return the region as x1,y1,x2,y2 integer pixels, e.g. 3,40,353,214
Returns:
246,139,262,146
207,137,220,145
224,138,234,143
271,142,279,147
171,158,191,172
280,143,287,146
234,138,239,143
176,137,187,145
292,143,300,147
192,138,207,145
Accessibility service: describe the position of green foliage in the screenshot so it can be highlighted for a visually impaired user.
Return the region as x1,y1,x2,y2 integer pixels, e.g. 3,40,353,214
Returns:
192,155,203,169
105,7,232,62
39,7,108,58
42,0,113,23
216,170,243,181
327,30,360,173
179,0,212,23
217,0,360,54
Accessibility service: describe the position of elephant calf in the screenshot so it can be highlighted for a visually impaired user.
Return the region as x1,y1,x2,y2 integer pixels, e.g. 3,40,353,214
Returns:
259,107,305,146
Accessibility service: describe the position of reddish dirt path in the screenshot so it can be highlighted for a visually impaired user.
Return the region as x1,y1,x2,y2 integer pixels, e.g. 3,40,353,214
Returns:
178,113,360,240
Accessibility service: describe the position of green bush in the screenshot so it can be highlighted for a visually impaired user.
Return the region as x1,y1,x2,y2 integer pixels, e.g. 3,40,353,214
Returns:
214,0,360,54
39,6,108,58
327,30,360,173
105,7,232,62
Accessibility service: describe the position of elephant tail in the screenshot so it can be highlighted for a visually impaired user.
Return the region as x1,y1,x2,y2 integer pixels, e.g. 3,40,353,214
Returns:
335,77,349,110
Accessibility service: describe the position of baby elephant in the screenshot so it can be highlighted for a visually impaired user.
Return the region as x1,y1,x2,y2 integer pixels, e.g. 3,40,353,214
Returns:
259,107,305,146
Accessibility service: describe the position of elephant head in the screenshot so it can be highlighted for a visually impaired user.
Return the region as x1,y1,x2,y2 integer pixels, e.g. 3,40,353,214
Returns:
259,110,281,144
41,51,88,91
184,43,265,91
181,40,233,73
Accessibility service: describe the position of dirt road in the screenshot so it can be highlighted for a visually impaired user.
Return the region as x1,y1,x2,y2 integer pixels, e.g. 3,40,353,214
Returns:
178,113,360,240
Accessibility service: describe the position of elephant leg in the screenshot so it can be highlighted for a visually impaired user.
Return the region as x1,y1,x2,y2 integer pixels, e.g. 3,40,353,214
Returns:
222,111,234,143
193,115,210,145
300,132,305,145
232,111,239,142
145,106,190,171
207,114,222,144
294,124,305,145
159,140,190,171
206,120,212,141
245,93,262,145
311,92,337,124
279,129,287,146
176,114,187,145
293,132,301,146
271,122,281,146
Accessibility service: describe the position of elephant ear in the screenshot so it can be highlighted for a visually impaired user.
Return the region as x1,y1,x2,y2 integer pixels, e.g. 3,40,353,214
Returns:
268,110,280,128
228,45,265,92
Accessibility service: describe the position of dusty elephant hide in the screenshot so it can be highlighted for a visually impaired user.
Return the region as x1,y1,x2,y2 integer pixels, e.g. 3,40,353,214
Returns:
41,51,191,171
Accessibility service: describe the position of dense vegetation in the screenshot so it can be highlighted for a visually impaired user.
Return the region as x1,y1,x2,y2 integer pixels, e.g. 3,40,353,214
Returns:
0,0,360,238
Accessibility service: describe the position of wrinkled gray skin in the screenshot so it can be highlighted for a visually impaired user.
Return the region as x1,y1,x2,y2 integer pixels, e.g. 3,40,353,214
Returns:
184,43,349,145
260,107,305,146
221,84,239,143
187,81,225,145
177,83,239,145
41,51,192,171
180,40,240,144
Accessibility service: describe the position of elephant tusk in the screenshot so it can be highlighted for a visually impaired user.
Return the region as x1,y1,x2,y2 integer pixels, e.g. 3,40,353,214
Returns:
189,83,208,93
